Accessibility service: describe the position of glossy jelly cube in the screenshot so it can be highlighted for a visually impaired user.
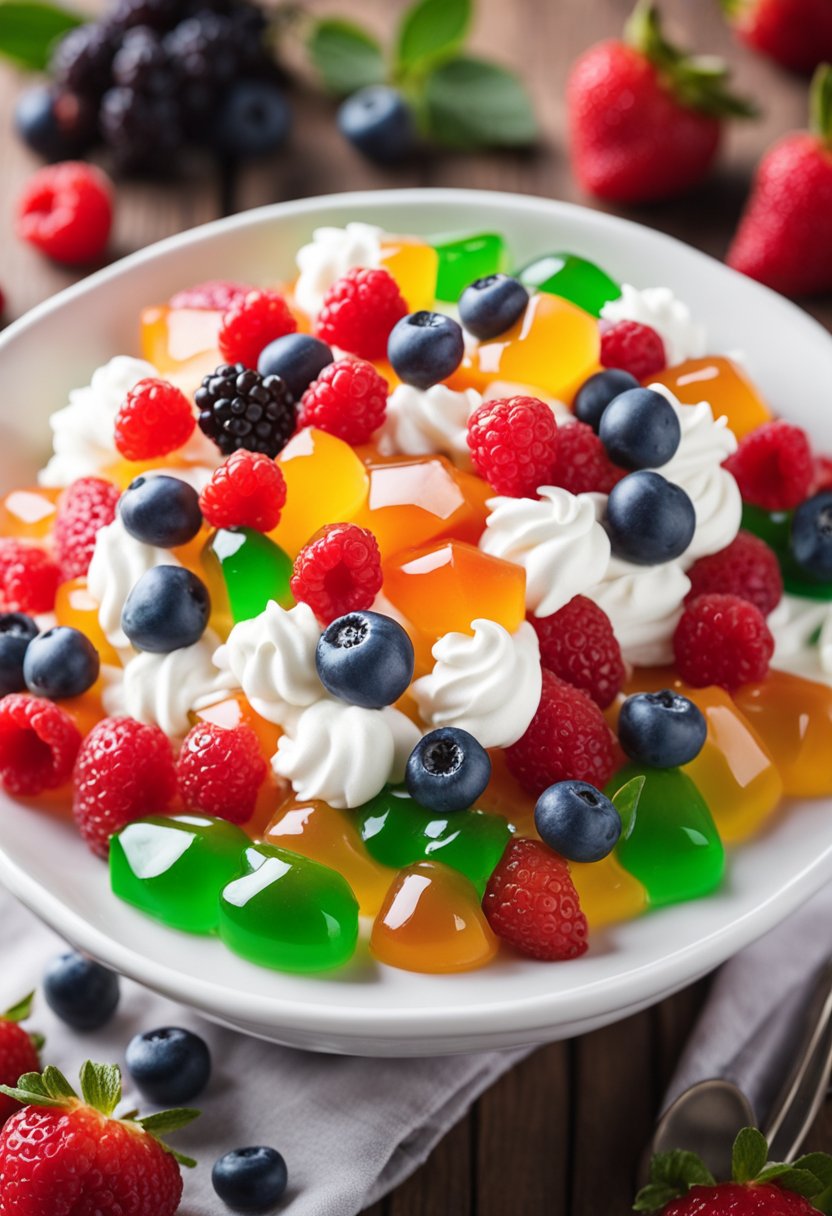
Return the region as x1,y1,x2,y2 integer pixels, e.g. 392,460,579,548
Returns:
741,504,832,601
570,854,648,929
268,428,370,557
432,233,506,302
734,669,832,797
55,578,120,666
0,486,60,540
517,252,621,318
477,749,536,833
218,843,359,973
203,527,293,631
379,238,438,312
140,305,223,395
649,356,771,441
110,813,249,934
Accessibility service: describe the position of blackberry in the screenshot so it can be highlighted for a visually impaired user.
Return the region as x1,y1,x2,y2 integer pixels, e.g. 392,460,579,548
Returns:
100,83,185,174
165,13,245,87
108,0,184,33
50,23,115,99
196,363,295,457
112,27,179,94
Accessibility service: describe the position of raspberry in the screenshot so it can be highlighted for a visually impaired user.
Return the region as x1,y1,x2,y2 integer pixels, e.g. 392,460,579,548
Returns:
505,668,618,796
315,267,408,361
177,722,267,824
467,396,559,497
16,162,112,266
483,838,589,961
72,717,177,857
169,280,251,311
291,522,383,625
0,695,82,797
724,420,814,511
0,541,60,614
196,363,296,458
528,596,625,709
199,449,287,532
674,593,774,691
600,320,667,380
114,377,196,461
686,531,783,617
298,359,388,445
218,289,298,369
53,477,120,580
814,454,832,494
549,419,626,494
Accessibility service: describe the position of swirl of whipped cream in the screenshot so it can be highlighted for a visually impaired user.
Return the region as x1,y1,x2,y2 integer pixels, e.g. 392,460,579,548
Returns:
294,223,383,320
480,486,611,618
764,594,832,684
375,384,481,468
411,618,542,748
213,601,323,727
87,516,180,649
121,631,239,738
585,557,691,666
601,285,706,365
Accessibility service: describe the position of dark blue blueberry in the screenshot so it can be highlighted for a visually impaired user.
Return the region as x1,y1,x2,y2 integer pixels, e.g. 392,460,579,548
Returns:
533,780,621,863
337,85,415,164
458,274,529,341
23,626,99,700
790,491,832,582
605,471,696,565
215,81,291,158
212,1146,288,1212
14,85,95,160
126,1026,211,1105
572,368,639,432
598,388,681,470
316,611,414,709
43,951,120,1031
257,333,333,400
0,613,38,696
121,565,210,653
119,475,202,549
405,727,492,813
387,311,465,390
618,690,707,769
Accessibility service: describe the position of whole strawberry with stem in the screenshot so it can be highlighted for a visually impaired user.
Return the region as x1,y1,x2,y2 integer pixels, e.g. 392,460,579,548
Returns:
727,65,832,296
0,994,41,1126
0,1060,198,1216
721,0,832,76
567,0,755,203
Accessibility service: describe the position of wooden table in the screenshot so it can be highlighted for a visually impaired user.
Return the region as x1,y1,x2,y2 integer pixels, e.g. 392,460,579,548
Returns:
1,1,831,1211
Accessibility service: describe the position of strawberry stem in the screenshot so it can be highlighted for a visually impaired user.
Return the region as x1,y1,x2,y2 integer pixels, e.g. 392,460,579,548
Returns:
810,63,832,148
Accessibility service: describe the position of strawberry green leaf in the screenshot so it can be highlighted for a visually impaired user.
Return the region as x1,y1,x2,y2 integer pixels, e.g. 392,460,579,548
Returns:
794,1154,832,1190
634,1147,715,1209
42,1065,78,1102
15,1071,50,1097
395,0,470,78
633,1182,683,1212
0,1068,71,1108
79,1061,121,1116
29,1032,45,1053
756,1165,827,1198
732,1126,768,1183
809,64,832,148
306,19,386,97
0,1083,64,1108
167,1148,197,1169
423,55,537,148
0,0,81,70
137,1108,200,1136
2,992,34,1024
612,775,646,840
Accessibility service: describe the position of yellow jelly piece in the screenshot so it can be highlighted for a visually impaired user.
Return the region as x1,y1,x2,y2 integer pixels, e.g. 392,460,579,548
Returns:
648,356,772,441
379,238,438,312
268,428,370,557
0,486,60,541
571,854,647,929
734,669,832,798
140,305,223,396
54,578,120,667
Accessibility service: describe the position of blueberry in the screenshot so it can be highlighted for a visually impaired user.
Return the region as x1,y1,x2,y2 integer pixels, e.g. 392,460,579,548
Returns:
387,311,465,390
316,611,414,709
534,780,621,863
257,333,333,400
43,950,120,1030
212,1146,288,1212
337,85,415,164
0,613,38,696
215,81,291,159
119,475,202,548
598,388,681,470
23,626,99,699
458,274,529,341
791,491,832,581
605,471,696,565
573,369,639,432
405,727,492,813
618,690,707,768
121,565,210,653
126,1026,211,1105
14,85,94,160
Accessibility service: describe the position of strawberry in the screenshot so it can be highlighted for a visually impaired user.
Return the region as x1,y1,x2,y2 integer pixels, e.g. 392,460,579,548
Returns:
727,65,832,296
0,994,41,1126
721,0,832,76
567,2,755,203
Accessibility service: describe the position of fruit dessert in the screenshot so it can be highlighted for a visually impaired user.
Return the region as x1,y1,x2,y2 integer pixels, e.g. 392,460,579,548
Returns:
2,222,832,979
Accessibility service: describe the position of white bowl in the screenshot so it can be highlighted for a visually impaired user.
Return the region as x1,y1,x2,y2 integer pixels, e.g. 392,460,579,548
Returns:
2,188,832,1057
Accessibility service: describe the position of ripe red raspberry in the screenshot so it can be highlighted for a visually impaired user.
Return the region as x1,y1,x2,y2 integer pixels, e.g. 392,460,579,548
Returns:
0,695,82,797
813,454,832,493
218,289,298,368
724,420,814,510
199,450,287,532
686,531,783,617
506,669,618,796
315,267,408,361
0,541,60,614
177,722,267,824
53,477,120,580
467,396,559,497
114,377,196,462
483,838,588,961
16,161,112,265
600,320,667,380
298,358,389,445
550,419,626,494
169,280,251,311
674,593,774,691
0,994,40,1126
291,522,383,625
72,717,177,857
528,596,625,709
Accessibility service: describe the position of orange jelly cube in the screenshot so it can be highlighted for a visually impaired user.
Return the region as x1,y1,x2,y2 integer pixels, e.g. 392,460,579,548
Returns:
268,428,370,557
648,356,772,441
0,486,60,541
734,669,832,798
54,579,120,666
140,305,223,395
379,238,439,312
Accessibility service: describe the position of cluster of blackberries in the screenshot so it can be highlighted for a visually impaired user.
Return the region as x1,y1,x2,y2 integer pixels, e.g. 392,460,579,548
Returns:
15,0,291,174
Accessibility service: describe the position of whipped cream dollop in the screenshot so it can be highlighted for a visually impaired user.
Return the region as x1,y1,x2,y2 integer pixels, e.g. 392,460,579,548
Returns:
767,595,832,685
412,618,542,749
294,223,383,320
601,285,707,366
586,556,691,666
375,384,481,469
121,631,239,738
87,516,180,649
480,486,611,618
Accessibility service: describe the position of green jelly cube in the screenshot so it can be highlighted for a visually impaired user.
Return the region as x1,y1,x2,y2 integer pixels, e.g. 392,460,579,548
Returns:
741,503,832,601
432,232,507,301
204,527,294,623
516,252,621,317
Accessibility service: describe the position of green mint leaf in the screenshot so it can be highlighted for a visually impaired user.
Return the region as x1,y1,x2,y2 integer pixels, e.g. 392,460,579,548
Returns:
732,1127,768,1183
307,18,385,97
79,1061,121,1116
756,1166,825,1198
2,991,34,1024
395,0,470,77
0,0,82,70
137,1108,200,1137
612,775,647,840
794,1153,832,1190
423,55,537,148
632,1183,681,1212
42,1065,78,1102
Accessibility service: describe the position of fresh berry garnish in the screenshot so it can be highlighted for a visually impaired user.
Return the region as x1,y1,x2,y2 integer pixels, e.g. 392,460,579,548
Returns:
0,615,38,697
119,475,202,549
598,386,681,469
291,524,384,627
23,626,99,700
14,84,96,161
791,490,832,581
72,716,177,857
114,377,196,462
16,161,113,265
605,470,696,564
199,450,287,533
528,595,625,709
50,22,114,96
549,420,626,494
813,453,832,493
387,311,465,390
218,289,298,369
43,951,120,1030
196,362,296,458
315,267,407,361
169,280,251,311
214,80,291,158
0,694,82,797
458,273,529,340
723,0,832,76
213,1146,289,1212
0,994,40,1126
674,593,774,690
177,722,267,825
122,566,210,654
686,531,783,616
572,368,639,431
336,85,416,165
0,540,60,614
724,420,814,510
600,320,667,380
297,358,389,446
483,837,589,961
467,395,559,497
257,332,334,400
315,610,414,708
405,727,492,813
618,690,708,768
533,780,621,863
126,1027,211,1105
54,476,120,580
